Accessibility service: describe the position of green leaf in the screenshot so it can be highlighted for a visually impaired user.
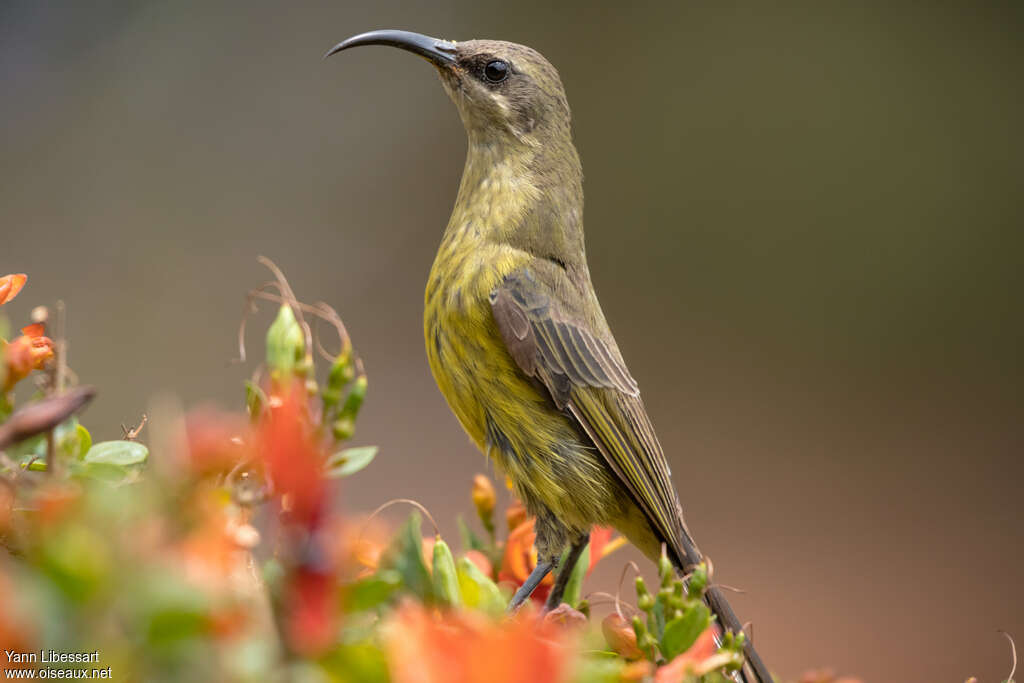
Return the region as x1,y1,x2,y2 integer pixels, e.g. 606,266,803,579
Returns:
650,597,666,641
661,602,711,660
55,421,90,460
73,423,92,459
71,461,130,483
345,570,401,612
570,655,626,683
135,570,210,648
84,440,148,466
7,433,44,461
319,642,389,683
561,542,590,608
39,525,112,602
6,417,85,466
381,513,433,602
325,446,378,478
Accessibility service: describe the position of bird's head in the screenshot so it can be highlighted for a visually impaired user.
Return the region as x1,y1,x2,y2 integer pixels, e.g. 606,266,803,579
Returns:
326,30,572,146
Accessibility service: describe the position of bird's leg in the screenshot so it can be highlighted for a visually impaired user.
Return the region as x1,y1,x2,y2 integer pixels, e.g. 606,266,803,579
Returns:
507,558,556,612
544,533,589,611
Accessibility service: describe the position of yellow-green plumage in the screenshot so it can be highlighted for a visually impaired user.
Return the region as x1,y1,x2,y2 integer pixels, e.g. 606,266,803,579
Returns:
423,142,653,559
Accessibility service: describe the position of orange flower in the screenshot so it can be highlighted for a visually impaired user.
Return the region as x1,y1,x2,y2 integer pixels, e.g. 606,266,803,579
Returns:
183,409,253,476
2,324,54,392
179,484,249,585
499,518,554,603
327,514,391,578
284,567,338,656
257,380,326,529
587,526,616,572
351,527,388,577
500,521,617,605
0,274,26,307
385,601,575,683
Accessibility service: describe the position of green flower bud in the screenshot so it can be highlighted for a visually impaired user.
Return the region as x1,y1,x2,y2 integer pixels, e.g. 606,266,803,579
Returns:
339,375,367,419
431,537,461,607
332,416,355,441
328,352,355,389
687,563,708,600
266,304,304,376
658,552,673,587
631,615,647,639
455,556,505,615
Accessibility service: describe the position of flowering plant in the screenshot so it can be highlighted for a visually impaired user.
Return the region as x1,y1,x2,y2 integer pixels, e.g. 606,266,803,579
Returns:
0,264,894,683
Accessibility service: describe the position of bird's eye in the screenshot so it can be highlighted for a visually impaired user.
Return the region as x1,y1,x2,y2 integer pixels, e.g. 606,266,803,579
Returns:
483,60,509,83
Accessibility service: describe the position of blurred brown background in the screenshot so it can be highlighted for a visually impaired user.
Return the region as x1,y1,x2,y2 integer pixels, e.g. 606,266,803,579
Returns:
2,1,1021,680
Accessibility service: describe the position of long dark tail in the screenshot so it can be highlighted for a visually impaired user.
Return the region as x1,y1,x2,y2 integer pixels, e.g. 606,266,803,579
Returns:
672,525,773,683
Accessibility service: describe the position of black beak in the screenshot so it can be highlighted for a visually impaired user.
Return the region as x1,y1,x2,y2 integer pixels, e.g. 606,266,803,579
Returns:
324,29,457,66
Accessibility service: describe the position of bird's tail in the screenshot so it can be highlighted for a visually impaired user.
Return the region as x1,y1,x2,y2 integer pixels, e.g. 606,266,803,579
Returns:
670,523,773,683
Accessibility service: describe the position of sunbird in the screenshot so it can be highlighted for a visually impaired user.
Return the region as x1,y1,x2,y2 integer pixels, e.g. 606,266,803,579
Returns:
327,30,771,682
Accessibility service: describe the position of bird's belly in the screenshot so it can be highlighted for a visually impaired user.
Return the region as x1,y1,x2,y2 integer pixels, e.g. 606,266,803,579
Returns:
424,283,625,531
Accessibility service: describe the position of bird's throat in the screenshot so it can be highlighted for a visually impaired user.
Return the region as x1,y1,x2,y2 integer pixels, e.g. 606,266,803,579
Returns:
444,139,541,247
441,133,584,267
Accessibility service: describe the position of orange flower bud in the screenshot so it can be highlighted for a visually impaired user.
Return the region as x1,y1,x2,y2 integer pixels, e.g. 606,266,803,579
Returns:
505,499,527,531
0,274,26,306
2,324,54,392
471,473,496,523
602,613,643,660
542,603,587,630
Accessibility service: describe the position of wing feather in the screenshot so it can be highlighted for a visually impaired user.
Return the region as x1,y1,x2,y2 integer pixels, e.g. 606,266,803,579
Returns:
490,267,687,562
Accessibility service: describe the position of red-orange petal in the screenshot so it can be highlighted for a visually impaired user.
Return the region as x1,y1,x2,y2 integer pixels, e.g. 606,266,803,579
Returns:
587,526,615,573
0,274,26,306
20,323,45,339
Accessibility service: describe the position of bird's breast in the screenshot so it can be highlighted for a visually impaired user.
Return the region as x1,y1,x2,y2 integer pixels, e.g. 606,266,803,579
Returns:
422,234,534,446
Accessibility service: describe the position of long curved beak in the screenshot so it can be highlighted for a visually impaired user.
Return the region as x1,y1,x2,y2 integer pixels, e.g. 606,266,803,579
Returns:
324,29,457,66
